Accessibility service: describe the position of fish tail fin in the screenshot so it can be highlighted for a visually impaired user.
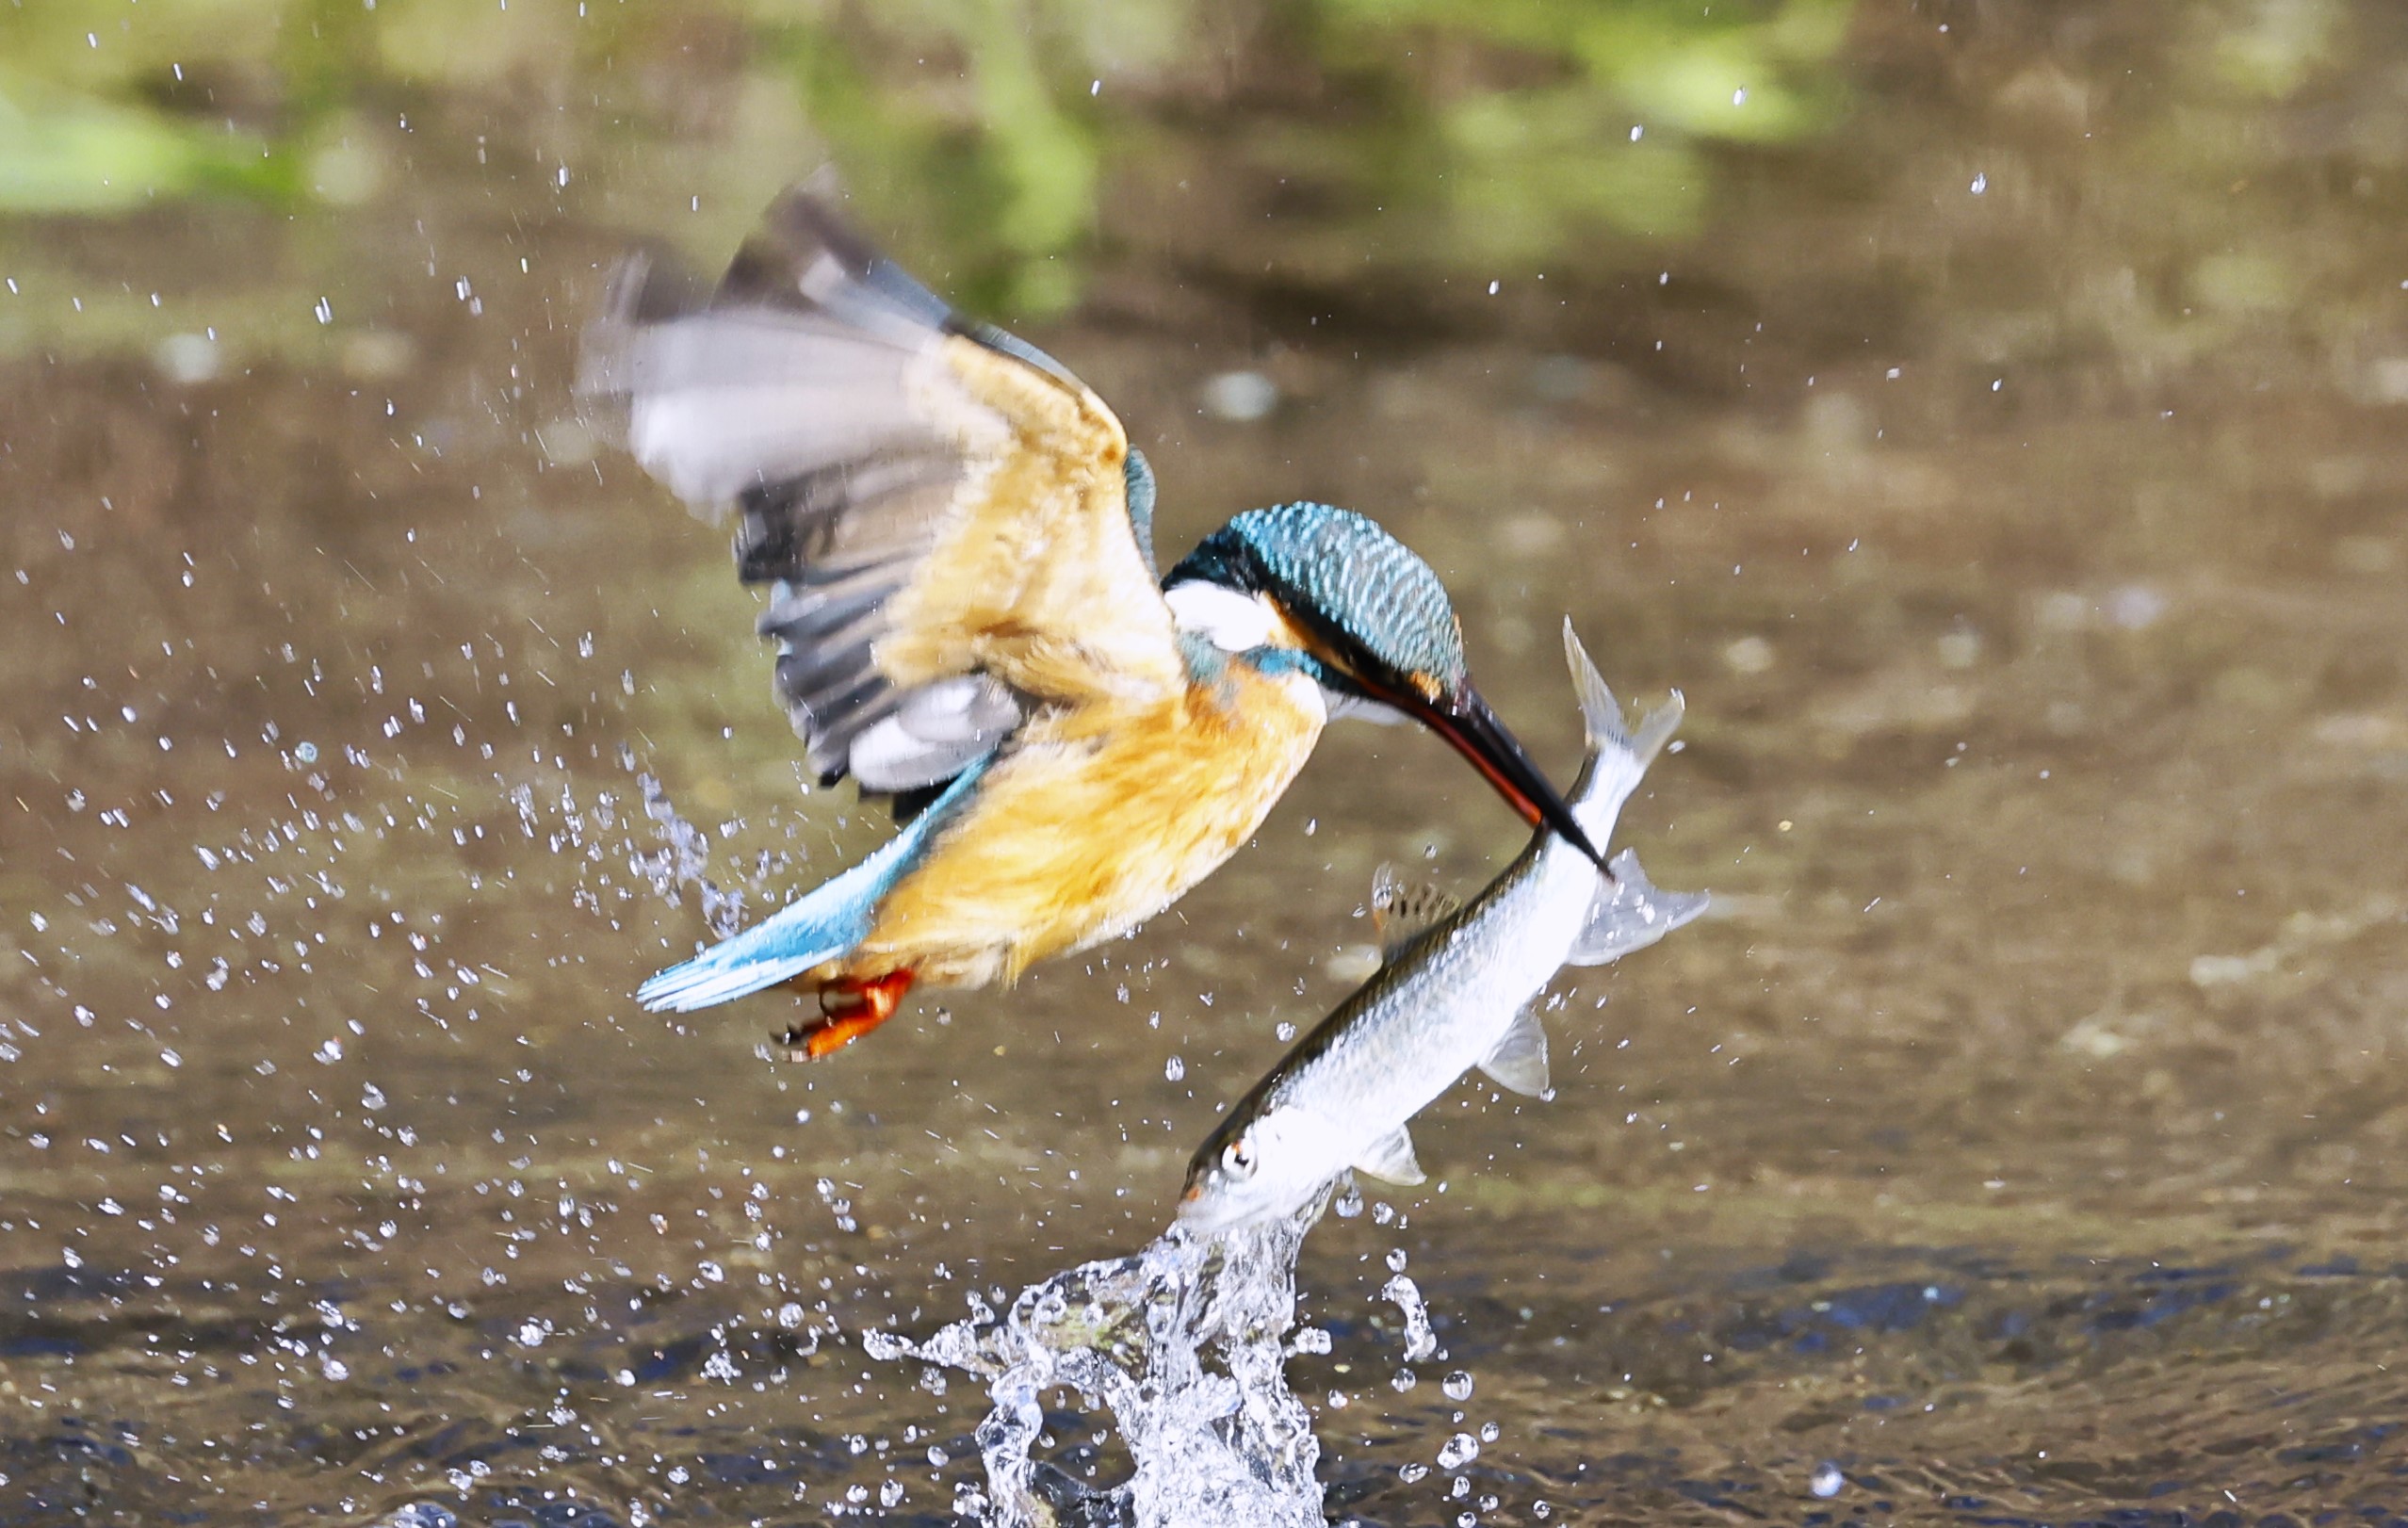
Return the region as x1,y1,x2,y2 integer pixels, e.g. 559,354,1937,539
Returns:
1564,618,1684,764
1561,621,1684,839
1564,619,1629,754
1567,849,1710,967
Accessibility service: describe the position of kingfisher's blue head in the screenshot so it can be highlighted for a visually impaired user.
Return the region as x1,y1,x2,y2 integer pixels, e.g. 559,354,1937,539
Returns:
1164,503,1607,870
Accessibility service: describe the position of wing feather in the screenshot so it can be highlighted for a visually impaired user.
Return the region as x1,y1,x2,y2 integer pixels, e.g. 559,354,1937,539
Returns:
578,186,1180,794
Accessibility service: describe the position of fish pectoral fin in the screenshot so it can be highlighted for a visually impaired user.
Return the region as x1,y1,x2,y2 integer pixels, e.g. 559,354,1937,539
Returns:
1478,1007,1552,1097
1370,864,1463,964
1567,849,1711,967
1354,1127,1425,1186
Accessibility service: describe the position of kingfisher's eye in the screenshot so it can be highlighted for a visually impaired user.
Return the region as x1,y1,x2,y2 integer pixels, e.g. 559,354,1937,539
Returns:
1220,1137,1257,1179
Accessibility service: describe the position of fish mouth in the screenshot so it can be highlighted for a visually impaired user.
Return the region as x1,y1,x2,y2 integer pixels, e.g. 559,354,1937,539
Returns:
1176,1199,1233,1232
1385,679,1610,874
1175,1182,1256,1234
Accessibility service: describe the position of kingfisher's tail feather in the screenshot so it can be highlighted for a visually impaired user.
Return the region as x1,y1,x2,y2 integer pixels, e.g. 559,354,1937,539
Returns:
636,761,987,1014
638,899,864,1012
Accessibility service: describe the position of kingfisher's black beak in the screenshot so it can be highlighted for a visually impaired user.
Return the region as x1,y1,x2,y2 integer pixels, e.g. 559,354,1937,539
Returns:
1267,579,1613,874
1362,674,1611,874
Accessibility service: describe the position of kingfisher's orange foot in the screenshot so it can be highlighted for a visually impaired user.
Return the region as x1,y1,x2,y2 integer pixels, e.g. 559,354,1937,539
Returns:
778,970,916,1061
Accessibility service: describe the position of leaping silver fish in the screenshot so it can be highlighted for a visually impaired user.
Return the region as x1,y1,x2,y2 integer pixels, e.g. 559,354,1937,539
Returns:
1180,622,1708,1233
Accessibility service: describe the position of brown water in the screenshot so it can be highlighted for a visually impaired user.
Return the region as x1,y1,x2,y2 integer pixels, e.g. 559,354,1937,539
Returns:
6,3,2408,1523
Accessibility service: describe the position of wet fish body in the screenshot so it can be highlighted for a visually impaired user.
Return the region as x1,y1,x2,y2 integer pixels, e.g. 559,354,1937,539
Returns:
1180,623,1707,1232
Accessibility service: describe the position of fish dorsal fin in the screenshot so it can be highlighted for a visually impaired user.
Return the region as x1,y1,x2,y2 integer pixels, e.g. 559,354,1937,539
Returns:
1568,849,1712,967
1478,1007,1552,1096
1354,1126,1424,1185
1370,864,1462,964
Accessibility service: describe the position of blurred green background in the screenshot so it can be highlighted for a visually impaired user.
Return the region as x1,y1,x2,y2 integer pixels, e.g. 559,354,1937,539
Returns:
1,0,1856,307
7,0,2400,387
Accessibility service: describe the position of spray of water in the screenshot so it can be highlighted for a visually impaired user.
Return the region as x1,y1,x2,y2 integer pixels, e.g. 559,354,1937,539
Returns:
868,1191,1339,1528
633,769,745,936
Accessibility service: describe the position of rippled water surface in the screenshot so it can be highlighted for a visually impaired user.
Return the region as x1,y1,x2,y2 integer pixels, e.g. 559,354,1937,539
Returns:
7,3,2408,1523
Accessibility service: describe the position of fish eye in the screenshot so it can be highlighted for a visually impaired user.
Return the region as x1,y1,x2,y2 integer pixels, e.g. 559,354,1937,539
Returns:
1220,1137,1256,1179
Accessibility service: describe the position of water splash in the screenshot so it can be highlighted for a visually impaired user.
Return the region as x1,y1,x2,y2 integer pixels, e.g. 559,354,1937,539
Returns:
1379,1270,1438,1363
632,770,744,937
869,1194,1334,1528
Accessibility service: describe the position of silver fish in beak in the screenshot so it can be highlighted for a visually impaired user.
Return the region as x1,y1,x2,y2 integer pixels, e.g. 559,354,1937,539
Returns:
1179,621,1708,1235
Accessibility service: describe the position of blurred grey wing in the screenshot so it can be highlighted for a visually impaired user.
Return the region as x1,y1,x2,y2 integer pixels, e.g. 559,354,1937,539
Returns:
740,455,1020,788
578,190,1026,793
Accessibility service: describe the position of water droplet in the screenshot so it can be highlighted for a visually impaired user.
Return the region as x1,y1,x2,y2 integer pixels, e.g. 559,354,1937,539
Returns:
1382,1273,1436,1360
1200,370,1278,422
1442,1370,1473,1401
1722,636,1774,675
1811,1461,1845,1498
1437,1431,1480,1470
155,333,220,384
1163,1054,1184,1081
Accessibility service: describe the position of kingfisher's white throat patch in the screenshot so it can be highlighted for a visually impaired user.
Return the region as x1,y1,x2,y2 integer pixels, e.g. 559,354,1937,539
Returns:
1165,580,1281,653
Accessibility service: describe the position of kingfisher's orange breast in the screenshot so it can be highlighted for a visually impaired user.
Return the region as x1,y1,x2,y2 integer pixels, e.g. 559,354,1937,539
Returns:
822,662,1326,989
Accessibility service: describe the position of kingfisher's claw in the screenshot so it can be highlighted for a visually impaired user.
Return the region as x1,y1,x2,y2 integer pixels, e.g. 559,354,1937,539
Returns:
775,970,917,1061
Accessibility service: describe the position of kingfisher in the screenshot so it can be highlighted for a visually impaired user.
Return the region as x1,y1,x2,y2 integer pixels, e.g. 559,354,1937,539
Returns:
579,185,1607,1059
